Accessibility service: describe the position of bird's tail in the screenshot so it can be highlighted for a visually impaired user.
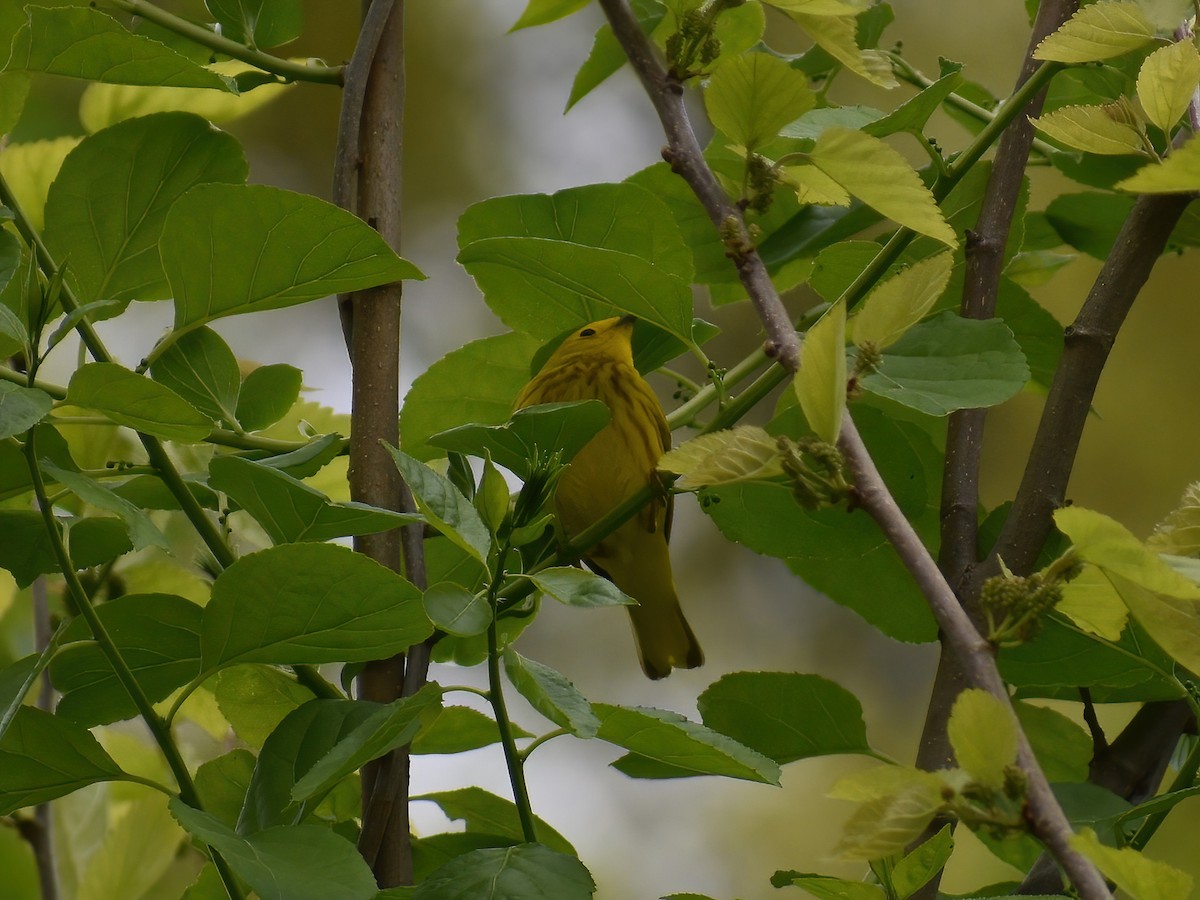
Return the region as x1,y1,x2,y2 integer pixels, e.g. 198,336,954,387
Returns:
600,537,703,680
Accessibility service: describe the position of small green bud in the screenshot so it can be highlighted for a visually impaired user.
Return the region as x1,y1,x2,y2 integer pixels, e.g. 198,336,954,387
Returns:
474,454,511,536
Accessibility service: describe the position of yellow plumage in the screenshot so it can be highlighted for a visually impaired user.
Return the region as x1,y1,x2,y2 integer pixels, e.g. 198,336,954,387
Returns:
514,316,703,679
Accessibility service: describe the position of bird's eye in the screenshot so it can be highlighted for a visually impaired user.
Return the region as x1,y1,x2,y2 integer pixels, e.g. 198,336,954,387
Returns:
579,328,596,337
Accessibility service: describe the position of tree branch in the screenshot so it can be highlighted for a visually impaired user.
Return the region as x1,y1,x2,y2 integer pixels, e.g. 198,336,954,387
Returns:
594,0,1110,894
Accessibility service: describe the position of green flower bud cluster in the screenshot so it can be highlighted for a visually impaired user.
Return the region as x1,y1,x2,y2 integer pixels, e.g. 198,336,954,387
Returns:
979,569,1064,646
777,435,852,510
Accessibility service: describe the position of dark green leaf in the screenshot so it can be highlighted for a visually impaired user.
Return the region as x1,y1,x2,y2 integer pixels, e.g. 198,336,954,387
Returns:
861,312,1030,415
865,62,964,137
386,446,492,566
50,593,202,727
414,788,574,855
201,543,432,671
412,844,595,900
209,455,416,544
151,326,242,426
205,0,302,48
412,833,518,884
44,113,246,309
504,649,598,738
412,706,531,755
1015,702,1090,783
769,872,885,899
402,331,542,461
697,672,873,765
8,7,233,89
0,382,51,439
0,654,41,740
291,685,442,802
66,362,214,443
195,749,257,829
594,703,780,784
528,566,635,608
1045,191,1135,259
0,707,125,814
429,400,609,479
236,363,303,432
422,582,491,637
41,462,170,551
170,799,377,900
162,183,424,331
212,664,316,749
567,0,665,110
891,825,953,899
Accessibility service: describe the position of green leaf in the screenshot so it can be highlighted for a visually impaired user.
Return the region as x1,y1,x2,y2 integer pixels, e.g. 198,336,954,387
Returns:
412,706,529,755
162,183,424,332
795,300,846,442
1015,702,1091,783
1033,1,1157,63
49,593,202,726
1109,573,1200,678
7,7,234,88
769,873,884,900
235,363,304,432
1116,137,1200,193
386,446,492,567
808,127,957,246
504,649,599,738
658,425,784,490
41,461,171,551
1055,506,1200,599
150,326,242,426
458,237,694,345
566,0,665,111
1056,564,1129,641
595,703,781,784
0,654,42,741
458,182,692,280
209,455,416,544
0,510,132,587
0,382,51,439
833,769,945,860
850,252,953,350
205,0,303,48
0,706,126,815
422,582,491,637
860,312,1030,416
1137,39,1200,134
429,400,610,479
170,800,378,900
195,749,257,829
891,825,953,900
864,60,964,138
415,788,575,855
0,71,28,137
704,51,816,149
1031,101,1147,155
528,567,635,608
412,844,595,900
291,684,443,801
44,113,247,310
697,672,872,764
212,665,316,749
1071,827,1192,900
201,543,432,671
0,137,80,232
947,689,1017,788
402,331,542,461
66,362,214,443
1151,481,1200,555
510,0,589,30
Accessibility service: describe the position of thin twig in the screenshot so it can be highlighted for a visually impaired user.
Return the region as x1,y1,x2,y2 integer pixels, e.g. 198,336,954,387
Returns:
594,0,1110,894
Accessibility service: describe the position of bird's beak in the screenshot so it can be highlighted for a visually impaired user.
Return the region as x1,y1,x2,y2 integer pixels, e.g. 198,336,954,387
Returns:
617,314,637,327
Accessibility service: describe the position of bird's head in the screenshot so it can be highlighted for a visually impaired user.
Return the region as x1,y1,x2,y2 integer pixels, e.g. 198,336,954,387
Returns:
540,315,636,369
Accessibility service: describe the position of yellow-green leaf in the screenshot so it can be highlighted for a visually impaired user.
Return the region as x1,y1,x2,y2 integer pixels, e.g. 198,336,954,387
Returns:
809,128,958,247
1033,1,1156,63
704,52,816,150
1117,134,1200,193
1071,827,1193,900
1148,481,1200,555
1055,506,1200,599
829,765,942,802
79,61,293,133
789,13,898,88
850,252,953,350
1031,101,1148,156
1056,564,1129,641
658,425,784,490
779,164,851,206
1110,573,1200,677
1137,40,1200,134
0,137,82,231
835,774,945,860
795,300,846,444
947,689,1017,789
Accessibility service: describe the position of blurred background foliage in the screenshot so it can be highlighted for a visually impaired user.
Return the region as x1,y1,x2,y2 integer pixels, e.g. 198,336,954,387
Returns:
3,0,1199,897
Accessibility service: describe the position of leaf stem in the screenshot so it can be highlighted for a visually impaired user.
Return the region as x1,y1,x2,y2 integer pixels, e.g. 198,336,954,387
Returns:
486,609,538,842
520,728,569,762
22,430,245,900
102,0,343,85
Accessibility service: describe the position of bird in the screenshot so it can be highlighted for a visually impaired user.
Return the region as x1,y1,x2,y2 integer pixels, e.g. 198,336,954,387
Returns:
514,315,703,679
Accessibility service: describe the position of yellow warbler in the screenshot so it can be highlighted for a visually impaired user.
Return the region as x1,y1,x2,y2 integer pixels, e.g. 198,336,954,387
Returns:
515,316,703,679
